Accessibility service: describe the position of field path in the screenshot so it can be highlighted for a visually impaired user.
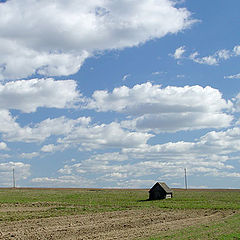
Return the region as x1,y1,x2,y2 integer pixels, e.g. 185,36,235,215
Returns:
0,209,234,240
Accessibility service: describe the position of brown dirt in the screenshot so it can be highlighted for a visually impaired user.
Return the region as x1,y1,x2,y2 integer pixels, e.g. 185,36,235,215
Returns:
0,208,235,240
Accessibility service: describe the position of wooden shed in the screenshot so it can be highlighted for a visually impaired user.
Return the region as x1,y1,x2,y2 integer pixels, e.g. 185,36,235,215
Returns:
149,182,173,200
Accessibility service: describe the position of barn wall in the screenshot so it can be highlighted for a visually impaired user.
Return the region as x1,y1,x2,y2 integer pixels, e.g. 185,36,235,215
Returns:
149,186,166,200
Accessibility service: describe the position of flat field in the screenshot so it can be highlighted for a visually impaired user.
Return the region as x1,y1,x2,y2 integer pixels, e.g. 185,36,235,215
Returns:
0,188,239,239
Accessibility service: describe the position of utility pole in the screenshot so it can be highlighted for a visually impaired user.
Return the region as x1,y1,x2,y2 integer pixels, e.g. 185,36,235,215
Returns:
184,168,187,190
12,168,16,188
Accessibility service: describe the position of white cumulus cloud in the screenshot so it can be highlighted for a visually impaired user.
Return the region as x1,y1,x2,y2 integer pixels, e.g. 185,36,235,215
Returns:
20,152,39,159
0,115,91,143
172,44,240,65
0,78,81,113
0,110,152,150
234,93,240,112
192,55,218,65
87,82,233,132
0,142,8,150
224,73,240,79
34,127,240,188
0,0,195,80
173,46,185,59
58,122,153,150
233,45,240,55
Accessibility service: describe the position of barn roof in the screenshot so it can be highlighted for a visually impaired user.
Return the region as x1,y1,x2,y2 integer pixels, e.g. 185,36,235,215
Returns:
149,182,173,193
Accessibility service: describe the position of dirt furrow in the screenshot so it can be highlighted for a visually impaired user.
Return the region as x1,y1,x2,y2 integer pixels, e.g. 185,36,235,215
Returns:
0,209,234,240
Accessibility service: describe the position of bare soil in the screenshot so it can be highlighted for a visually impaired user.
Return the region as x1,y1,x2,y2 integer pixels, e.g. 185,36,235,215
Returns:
0,208,235,240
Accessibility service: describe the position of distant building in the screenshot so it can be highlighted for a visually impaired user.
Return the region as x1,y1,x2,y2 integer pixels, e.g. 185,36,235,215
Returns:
149,182,173,200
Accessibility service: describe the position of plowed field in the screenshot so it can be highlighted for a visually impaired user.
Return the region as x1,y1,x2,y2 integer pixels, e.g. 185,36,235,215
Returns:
0,208,234,240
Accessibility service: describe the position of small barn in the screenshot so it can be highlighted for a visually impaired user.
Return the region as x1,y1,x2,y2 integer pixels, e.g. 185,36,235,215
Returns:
149,182,173,200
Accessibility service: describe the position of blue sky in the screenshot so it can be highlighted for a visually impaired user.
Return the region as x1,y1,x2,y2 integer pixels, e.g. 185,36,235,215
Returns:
0,0,240,189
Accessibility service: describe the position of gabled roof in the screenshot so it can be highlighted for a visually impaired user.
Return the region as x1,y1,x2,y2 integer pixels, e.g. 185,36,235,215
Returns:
149,182,173,193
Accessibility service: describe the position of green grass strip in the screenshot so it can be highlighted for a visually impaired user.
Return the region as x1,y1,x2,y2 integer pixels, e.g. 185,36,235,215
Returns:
147,213,240,240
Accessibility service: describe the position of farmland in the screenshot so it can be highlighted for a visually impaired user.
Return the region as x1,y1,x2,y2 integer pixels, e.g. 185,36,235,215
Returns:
0,188,239,239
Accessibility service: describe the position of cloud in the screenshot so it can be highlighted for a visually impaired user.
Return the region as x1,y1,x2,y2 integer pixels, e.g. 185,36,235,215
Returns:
0,109,152,150
58,122,153,150
0,78,81,113
0,153,11,160
177,74,185,78
197,127,240,154
54,136,240,187
122,112,233,132
191,54,218,65
0,142,8,150
152,71,167,75
0,0,195,80
0,115,91,143
235,93,240,112
0,109,22,137
41,144,61,153
122,74,131,81
224,73,240,79
87,82,232,113
0,78,85,142
172,46,185,59
0,39,89,80
57,153,129,176
58,165,77,175
123,127,240,157
56,152,132,186
20,152,39,159
81,152,128,163
0,161,31,186
172,44,240,65
217,49,231,60
233,45,240,55
31,175,94,188
86,82,233,132
33,127,240,188
119,127,240,180
40,143,70,153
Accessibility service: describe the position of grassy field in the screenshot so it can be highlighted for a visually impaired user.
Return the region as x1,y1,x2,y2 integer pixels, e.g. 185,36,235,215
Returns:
148,213,240,240
0,188,239,239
